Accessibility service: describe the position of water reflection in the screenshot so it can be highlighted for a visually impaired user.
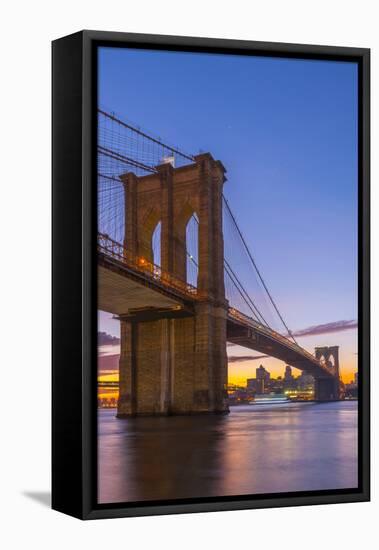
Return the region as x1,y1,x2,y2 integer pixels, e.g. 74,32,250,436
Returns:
98,401,358,504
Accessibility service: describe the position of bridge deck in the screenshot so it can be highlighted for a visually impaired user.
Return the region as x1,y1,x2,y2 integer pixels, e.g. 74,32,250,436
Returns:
227,311,334,379
98,254,192,314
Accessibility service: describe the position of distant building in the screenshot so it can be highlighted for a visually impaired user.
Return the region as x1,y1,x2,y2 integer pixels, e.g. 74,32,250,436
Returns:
297,372,314,391
256,365,270,381
228,385,250,404
246,365,271,394
284,365,293,380
269,377,285,394
283,365,296,390
246,378,258,392
256,365,270,393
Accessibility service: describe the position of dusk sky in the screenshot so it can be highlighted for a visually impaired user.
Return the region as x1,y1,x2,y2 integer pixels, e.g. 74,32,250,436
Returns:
98,47,358,384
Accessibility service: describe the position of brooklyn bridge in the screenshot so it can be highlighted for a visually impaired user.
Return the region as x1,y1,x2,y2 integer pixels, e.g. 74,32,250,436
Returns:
97,109,341,416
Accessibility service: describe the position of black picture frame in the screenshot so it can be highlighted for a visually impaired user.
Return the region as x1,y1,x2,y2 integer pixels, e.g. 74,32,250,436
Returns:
52,30,370,520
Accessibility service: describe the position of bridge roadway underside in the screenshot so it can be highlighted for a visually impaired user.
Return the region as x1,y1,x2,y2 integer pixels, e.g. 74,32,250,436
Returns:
98,260,192,315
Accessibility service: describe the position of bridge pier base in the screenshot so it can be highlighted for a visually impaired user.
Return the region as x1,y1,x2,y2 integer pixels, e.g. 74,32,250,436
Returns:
117,303,229,417
116,152,229,416
314,377,340,402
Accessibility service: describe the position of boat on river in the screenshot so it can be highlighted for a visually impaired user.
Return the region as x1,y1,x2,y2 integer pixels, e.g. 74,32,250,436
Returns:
249,393,290,405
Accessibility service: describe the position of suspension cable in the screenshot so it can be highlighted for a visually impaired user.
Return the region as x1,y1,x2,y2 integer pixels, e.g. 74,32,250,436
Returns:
222,195,298,345
189,215,269,326
99,109,195,163
224,258,270,327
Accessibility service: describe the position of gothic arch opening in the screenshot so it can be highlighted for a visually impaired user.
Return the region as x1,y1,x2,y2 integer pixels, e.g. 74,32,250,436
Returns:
152,221,161,267
186,213,199,287
139,208,160,264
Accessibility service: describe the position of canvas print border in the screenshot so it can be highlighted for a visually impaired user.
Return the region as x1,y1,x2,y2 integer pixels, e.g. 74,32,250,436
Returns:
52,30,370,520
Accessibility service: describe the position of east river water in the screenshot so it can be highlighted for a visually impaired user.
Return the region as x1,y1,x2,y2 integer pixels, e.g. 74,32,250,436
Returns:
98,400,358,504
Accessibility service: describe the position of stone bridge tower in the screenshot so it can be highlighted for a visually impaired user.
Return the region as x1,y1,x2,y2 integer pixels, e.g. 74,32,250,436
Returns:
314,346,340,401
117,153,229,416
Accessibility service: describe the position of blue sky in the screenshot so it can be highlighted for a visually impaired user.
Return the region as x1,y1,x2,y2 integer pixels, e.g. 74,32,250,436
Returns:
98,47,358,381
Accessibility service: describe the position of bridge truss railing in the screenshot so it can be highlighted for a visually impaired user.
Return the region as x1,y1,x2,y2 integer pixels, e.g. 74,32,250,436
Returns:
98,233,198,299
98,109,195,177
228,307,322,367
